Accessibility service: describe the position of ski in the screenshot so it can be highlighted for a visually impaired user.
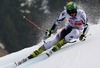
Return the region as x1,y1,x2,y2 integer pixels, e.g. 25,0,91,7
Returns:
14,51,54,67
14,58,29,66
46,50,54,57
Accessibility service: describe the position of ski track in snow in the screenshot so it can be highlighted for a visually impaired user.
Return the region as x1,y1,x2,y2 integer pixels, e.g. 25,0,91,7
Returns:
0,24,100,68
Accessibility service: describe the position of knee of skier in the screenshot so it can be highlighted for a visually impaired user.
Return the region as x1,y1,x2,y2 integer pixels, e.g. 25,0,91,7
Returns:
64,35,71,42
44,36,59,50
44,41,53,50
64,29,80,42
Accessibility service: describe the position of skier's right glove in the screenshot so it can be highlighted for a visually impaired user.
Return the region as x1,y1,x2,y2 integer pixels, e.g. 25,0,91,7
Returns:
45,29,52,37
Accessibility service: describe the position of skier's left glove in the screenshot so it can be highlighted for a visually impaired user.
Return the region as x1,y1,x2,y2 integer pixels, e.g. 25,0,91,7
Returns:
79,34,86,41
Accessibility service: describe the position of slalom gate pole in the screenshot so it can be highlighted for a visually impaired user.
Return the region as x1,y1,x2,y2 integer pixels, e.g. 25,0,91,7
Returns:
23,16,42,30
23,16,48,40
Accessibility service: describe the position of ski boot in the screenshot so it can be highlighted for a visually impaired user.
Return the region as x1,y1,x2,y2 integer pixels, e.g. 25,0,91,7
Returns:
46,39,67,57
28,45,46,59
52,39,67,52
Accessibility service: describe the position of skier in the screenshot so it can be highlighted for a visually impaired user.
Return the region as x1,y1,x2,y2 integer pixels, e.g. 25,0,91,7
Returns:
15,1,89,65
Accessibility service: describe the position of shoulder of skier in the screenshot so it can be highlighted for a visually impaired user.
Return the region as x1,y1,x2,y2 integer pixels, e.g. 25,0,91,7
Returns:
54,10,67,25
59,10,67,20
77,9,87,24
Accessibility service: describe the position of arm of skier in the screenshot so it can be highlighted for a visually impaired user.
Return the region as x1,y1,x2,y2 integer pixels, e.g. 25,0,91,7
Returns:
79,10,89,41
45,10,66,37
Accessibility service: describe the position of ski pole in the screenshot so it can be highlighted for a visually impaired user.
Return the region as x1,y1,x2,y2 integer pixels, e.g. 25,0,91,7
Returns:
86,34,91,37
69,34,91,43
23,16,42,30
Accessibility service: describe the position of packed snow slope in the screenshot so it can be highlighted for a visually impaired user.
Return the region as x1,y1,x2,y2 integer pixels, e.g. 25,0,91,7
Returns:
0,24,100,68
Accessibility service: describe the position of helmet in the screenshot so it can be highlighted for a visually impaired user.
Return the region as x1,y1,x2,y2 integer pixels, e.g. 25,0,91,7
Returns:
66,2,77,15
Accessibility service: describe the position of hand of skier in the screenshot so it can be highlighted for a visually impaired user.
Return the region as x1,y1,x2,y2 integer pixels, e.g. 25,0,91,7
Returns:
45,29,52,37
79,34,86,41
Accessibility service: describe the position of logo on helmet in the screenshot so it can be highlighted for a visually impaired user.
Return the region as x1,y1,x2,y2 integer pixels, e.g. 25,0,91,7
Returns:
67,2,73,9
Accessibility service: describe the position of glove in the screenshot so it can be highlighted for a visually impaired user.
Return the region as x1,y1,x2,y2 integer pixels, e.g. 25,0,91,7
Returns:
79,34,86,41
45,29,52,37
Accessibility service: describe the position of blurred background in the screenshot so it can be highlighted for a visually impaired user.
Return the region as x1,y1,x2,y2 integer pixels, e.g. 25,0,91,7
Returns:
0,0,100,57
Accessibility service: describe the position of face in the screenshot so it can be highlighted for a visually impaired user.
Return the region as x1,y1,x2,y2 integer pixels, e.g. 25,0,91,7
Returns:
67,9,77,16
70,13,76,16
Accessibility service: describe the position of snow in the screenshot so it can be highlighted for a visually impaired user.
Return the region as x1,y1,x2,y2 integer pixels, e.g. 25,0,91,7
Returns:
0,24,100,68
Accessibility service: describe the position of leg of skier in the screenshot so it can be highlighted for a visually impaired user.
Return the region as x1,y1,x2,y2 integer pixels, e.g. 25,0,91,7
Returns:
27,35,62,60
52,28,82,52
28,26,73,59
28,36,59,59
